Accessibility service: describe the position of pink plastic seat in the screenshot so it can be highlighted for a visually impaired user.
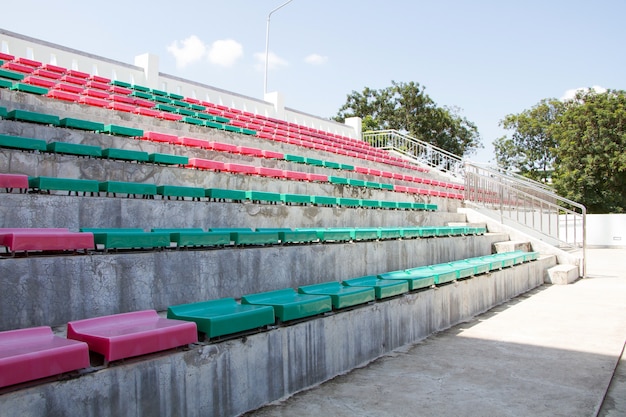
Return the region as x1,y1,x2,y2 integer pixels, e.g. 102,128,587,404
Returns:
108,94,135,104
107,102,135,113
134,107,160,118
22,76,56,88
61,75,87,86
0,173,29,192
179,136,211,148
0,230,94,253
186,158,225,171
56,82,83,94
67,310,197,362
306,173,328,182
159,112,183,121
237,146,263,157
79,96,109,108
47,89,80,102
212,141,238,153
224,163,257,175
32,69,63,80
0,326,90,388
283,170,309,181
82,88,109,99
257,167,285,178
261,150,283,159
142,131,177,144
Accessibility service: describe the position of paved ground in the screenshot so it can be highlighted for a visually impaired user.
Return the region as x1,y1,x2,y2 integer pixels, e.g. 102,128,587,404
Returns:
245,248,626,417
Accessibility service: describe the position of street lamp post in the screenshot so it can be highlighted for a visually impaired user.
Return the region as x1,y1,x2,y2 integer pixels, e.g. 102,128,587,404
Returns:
264,0,294,96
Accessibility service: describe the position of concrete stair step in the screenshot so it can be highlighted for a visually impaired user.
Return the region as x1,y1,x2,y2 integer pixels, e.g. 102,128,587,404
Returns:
546,264,580,285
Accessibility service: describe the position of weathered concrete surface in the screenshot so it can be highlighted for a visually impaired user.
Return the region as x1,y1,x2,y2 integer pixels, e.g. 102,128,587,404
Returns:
0,257,553,417
245,248,626,417
546,264,580,284
0,232,508,330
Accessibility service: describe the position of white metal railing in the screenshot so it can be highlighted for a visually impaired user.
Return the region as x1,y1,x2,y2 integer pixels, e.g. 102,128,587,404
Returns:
464,162,586,276
362,130,464,177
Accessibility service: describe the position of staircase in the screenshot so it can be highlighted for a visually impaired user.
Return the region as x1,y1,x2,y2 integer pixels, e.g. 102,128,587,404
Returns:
365,129,587,278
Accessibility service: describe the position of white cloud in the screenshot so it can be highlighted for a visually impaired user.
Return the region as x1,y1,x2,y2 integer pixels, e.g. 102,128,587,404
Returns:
254,51,289,71
166,35,207,69
304,53,328,65
561,85,607,101
208,39,243,68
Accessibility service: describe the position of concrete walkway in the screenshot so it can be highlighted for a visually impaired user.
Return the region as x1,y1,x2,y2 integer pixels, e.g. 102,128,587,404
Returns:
245,249,626,417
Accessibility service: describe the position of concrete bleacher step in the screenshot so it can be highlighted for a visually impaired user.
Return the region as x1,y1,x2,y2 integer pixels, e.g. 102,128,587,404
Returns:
546,264,580,285
493,240,533,253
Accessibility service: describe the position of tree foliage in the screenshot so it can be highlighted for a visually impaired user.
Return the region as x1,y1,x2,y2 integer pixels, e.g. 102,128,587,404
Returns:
334,81,481,157
495,99,564,183
552,90,626,214
496,89,626,213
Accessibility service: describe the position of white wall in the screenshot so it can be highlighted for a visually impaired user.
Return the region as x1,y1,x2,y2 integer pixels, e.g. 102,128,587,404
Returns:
586,214,626,247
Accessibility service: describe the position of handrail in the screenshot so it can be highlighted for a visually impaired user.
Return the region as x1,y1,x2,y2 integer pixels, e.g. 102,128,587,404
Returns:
362,130,464,177
464,162,586,276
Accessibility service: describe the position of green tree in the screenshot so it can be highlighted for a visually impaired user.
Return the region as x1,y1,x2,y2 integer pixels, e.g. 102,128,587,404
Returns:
496,99,564,182
552,89,626,213
334,81,481,157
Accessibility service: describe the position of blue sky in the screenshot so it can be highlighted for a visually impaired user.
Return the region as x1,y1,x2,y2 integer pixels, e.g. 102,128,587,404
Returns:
2,0,625,163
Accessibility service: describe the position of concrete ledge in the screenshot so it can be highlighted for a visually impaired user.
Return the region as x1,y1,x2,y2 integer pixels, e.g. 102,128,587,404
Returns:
0,256,556,417
494,240,532,253
546,264,580,285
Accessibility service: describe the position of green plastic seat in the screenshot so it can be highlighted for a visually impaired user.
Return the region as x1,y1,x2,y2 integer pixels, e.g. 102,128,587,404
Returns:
59,118,105,132
79,228,171,250
168,92,184,100
205,120,226,130
7,109,59,125
148,153,188,165
377,270,435,291
246,190,282,204
400,228,422,239
154,103,177,113
296,228,351,243
360,199,382,209
152,228,231,248
11,83,48,95
323,161,342,170
223,125,242,133
347,179,366,187
241,288,332,322
342,276,409,299
172,100,191,108
0,79,13,89
103,124,143,137
208,228,279,246
311,196,337,207
351,228,380,241
29,176,99,195
284,154,306,163
157,185,205,200
241,128,257,136
412,203,429,211
256,228,319,244
305,157,324,167
151,88,168,96
181,116,204,125
380,201,399,209
46,142,102,158
378,228,403,240
298,282,375,309
281,193,312,205
190,104,206,112
0,106,6,118
205,188,247,202
167,298,275,339
102,148,150,162
329,176,350,185
406,264,458,285
0,134,47,151
99,181,157,198
0,68,25,81
338,198,360,207
110,79,132,88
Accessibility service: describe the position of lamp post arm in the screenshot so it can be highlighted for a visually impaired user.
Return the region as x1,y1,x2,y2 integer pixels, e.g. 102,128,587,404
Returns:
264,0,294,95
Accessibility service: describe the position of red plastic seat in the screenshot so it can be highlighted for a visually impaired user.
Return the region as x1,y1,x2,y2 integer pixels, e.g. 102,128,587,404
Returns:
109,85,132,95
261,150,284,159
307,173,328,182
394,185,409,193
134,107,160,118
159,112,183,121
88,75,111,83
81,88,109,99
0,174,29,192
79,96,109,108
179,136,211,148
85,80,109,91
47,89,80,102
283,170,309,181
354,166,369,175
32,69,63,80
107,102,135,113
224,163,257,175
0,326,90,388
237,146,264,157
0,229,95,253
41,63,67,74
108,94,135,104
55,82,83,94
22,76,56,88
3,62,36,74
61,75,87,86
257,167,285,178
186,158,225,171
134,98,155,108
67,310,197,362
212,141,238,153
142,131,178,144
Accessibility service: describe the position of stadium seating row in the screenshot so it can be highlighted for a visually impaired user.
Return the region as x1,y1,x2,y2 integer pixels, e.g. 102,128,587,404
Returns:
0,55,431,177
0,225,484,254
0,250,537,388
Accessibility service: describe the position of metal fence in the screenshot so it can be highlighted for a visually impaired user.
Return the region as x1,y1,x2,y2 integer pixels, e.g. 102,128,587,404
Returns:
362,130,464,177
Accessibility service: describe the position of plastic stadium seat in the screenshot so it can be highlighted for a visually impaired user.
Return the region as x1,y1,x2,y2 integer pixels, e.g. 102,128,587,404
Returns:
79,228,171,251
241,288,332,322
46,142,102,158
298,282,375,309
46,89,80,102
187,158,225,171
257,167,285,178
67,310,197,362
178,136,211,148
342,276,409,299
152,228,231,248
29,176,99,196
0,173,29,192
283,170,309,181
212,141,238,153
6,109,59,126
157,185,205,201
167,298,275,339
99,181,157,198
306,173,328,182
224,163,257,175
205,188,247,202
377,270,436,291
59,118,104,132
0,228,95,253
22,75,56,88
142,131,178,144
79,96,109,108
0,326,90,388
0,133,47,152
